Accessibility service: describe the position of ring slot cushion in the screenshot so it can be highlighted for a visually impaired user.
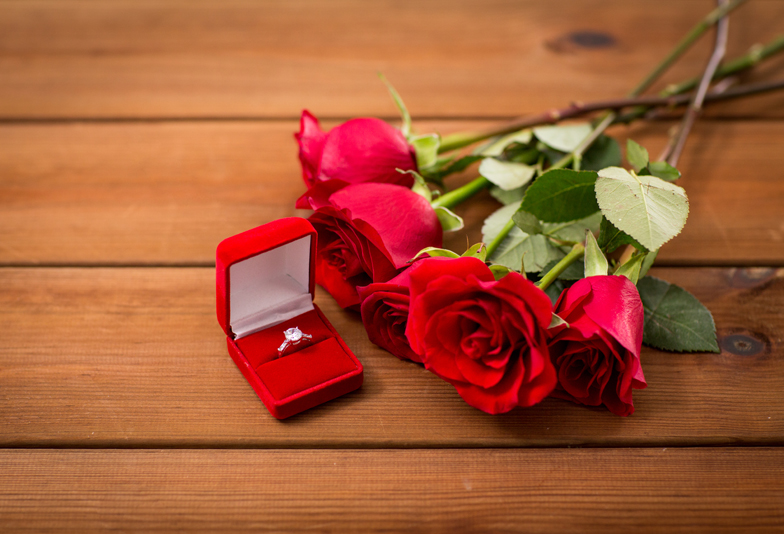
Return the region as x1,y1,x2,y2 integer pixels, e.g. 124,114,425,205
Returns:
216,217,363,419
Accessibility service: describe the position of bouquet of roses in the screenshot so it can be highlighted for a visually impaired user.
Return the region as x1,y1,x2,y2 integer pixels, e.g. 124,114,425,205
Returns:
291,2,783,416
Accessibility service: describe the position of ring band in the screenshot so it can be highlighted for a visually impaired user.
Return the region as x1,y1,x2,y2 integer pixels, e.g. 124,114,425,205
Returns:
277,326,313,356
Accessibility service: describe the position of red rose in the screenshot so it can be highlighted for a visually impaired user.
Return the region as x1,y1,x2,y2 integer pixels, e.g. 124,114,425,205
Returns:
309,183,442,310
548,275,647,416
357,262,422,363
295,110,417,190
405,257,556,414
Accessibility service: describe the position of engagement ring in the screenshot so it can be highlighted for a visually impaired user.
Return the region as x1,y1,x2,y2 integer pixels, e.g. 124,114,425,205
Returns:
277,326,313,356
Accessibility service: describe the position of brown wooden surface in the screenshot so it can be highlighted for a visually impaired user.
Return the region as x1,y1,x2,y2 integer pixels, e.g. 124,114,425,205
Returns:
1,120,783,266
1,0,783,532
1,266,782,448
1,0,784,119
1,448,782,533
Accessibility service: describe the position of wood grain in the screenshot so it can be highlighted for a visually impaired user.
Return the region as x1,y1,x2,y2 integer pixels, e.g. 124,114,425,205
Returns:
0,266,781,448
0,448,782,533
0,119,782,265
1,0,783,119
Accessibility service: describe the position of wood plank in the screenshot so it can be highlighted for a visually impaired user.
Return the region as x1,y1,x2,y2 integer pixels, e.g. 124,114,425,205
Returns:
1,266,782,447
0,448,782,533
1,0,783,119
0,119,782,265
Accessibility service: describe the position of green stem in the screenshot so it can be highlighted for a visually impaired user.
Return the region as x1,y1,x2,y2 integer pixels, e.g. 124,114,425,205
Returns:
628,0,747,98
536,243,585,291
618,34,784,124
485,2,739,260
485,219,515,259
430,176,490,210
439,0,751,157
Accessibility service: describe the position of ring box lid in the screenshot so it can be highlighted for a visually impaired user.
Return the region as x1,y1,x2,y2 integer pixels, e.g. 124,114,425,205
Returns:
216,217,317,339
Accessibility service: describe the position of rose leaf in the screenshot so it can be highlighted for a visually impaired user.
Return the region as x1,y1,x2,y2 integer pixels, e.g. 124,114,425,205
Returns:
482,201,564,272
481,130,534,156
637,276,720,353
512,210,542,235
490,184,528,205
597,215,646,253
540,258,584,281
533,123,593,153
648,161,682,182
595,166,689,251
581,135,622,171
479,158,537,191
520,168,600,223
626,139,650,173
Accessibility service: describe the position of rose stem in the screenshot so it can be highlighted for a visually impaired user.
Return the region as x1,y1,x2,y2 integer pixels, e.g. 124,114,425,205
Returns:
484,1,742,260
440,76,784,157
430,176,491,209
660,0,731,167
536,243,585,291
440,77,784,225
438,0,749,155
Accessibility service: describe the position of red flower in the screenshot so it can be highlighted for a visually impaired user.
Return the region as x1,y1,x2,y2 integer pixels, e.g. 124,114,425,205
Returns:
357,262,423,363
405,257,556,414
548,275,647,416
309,183,442,310
295,110,417,192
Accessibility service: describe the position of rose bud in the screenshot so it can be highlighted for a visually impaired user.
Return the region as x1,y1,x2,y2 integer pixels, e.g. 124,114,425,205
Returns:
548,275,647,416
309,183,442,310
405,257,556,414
357,263,423,363
295,110,417,191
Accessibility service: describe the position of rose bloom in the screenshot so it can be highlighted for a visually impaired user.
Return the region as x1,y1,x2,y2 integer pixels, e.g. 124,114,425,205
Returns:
309,183,442,310
295,110,417,190
548,275,647,416
405,257,556,414
357,261,424,363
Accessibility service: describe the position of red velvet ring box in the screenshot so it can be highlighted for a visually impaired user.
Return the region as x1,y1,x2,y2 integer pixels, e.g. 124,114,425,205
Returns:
216,217,363,419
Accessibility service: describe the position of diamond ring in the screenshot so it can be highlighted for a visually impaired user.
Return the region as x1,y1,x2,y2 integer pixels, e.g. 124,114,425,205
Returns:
277,327,313,356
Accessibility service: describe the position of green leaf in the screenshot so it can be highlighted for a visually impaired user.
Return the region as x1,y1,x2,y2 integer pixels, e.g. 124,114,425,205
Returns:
581,135,622,171
482,202,565,272
648,161,681,182
543,280,567,306
512,210,542,235
410,134,440,170
533,123,592,152
584,230,608,277
540,257,584,281
378,73,411,138
637,276,720,353
488,264,511,281
626,139,649,173
597,216,646,253
490,184,528,205
520,168,599,223
462,243,487,262
435,206,464,232
481,130,533,156
639,249,658,279
614,253,645,284
411,247,460,261
543,212,602,243
595,167,689,251
479,158,536,191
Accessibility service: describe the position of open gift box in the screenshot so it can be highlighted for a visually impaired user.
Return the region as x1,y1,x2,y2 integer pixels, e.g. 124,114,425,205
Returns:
216,217,363,419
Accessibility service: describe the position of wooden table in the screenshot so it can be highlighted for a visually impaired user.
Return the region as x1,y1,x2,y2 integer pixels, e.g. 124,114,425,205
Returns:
1,1,783,532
